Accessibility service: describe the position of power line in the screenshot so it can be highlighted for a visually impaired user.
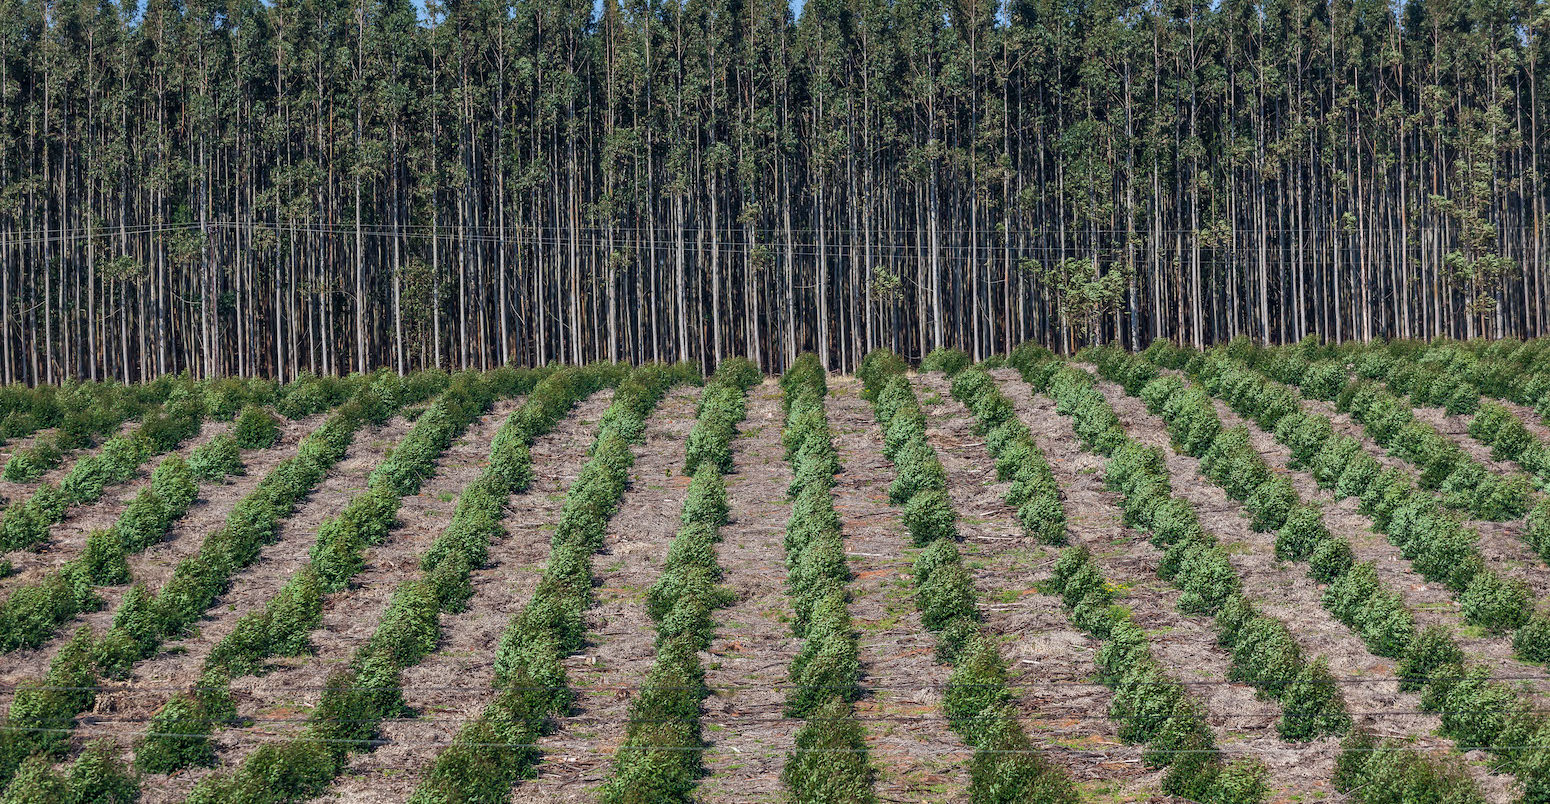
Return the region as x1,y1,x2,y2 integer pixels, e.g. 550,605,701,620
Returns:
0,723,1512,758
11,670,1550,696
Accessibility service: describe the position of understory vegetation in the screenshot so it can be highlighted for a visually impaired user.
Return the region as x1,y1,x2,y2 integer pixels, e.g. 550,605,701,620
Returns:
2,338,1549,802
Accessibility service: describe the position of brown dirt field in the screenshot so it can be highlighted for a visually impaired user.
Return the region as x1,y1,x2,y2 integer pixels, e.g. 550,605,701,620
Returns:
991,368,1337,804
1406,404,1519,477
133,399,516,803
0,418,242,704
517,385,702,802
697,381,801,804
0,417,231,597
320,389,616,803
1085,371,1519,803
1204,375,1550,702
0,418,139,514
88,411,417,802
910,372,1159,799
1295,394,1550,597
824,377,973,804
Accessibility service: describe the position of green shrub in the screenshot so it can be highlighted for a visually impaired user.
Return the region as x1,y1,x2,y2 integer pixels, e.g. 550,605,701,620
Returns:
916,559,977,631
1395,624,1461,694
1526,498,1550,558
1322,561,1379,622
1016,494,1066,545
1459,570,1532,633
903,489,958,546
233,404,280,449
966,707,1078,803
1277,657,1352,741
1515,614,1550,664
887,440,945,504
921,348,971,377
857,349,907,401
1468,472,1533,521
1354,590,1414,659
1311,436,1363,489
1470,402,1531,461
942,635,1012,744
1244,476,1296,532
1271,413,1327,471
1274,504,1328,561
1426,665,1523,750
135,693,216,773
680,464,728,528
1174,543,1238,614
1224,614,1301,696
1334,729,1487,804
781,696,876,804
1333,452,1382,500
3,440,62,483
80,529,130,585
189,434,243,482
1307,538,1355,584
1302,361,1348,400
1151,700,1221,799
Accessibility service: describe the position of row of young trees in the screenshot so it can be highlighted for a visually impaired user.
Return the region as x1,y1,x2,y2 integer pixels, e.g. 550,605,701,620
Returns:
2,0,1549,381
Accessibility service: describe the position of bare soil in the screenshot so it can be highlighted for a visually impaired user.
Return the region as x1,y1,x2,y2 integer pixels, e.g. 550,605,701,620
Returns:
320,389,616,803
1231,381,1550,697
824,377,973,804
517,385,702,801
911,372,1159,800
991,368,1338,804
0,417,247,705
1086,371,1519,803
0,417,231,597
101,411,420,803
140,399,516,801
1170,372,1545,796
696,381,802,804
1405,404,1519,477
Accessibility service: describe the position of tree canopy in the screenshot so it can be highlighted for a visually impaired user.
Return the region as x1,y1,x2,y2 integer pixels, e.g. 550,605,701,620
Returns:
1,0,1548,380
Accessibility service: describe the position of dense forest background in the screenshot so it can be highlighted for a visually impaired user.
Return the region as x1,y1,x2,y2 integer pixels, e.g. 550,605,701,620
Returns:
1,0,1548,380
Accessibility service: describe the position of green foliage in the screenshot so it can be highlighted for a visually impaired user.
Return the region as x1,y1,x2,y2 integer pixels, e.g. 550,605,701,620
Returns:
135,693,217,773
233,404,281,449
921,347,971,376
1274,503,1329,561
950,366,1066,544
1514,614,1550,664
864,353,1076,803
782,696,877,804
3,439,63,482
1459,570,1532,633
1277,658,1353,741
857,349,908,401
1334,729,1487,804
207,366,672,804
189,433,243,482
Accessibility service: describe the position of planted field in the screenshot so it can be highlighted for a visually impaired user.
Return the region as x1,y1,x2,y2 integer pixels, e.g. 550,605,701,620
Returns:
3,340,1550,803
